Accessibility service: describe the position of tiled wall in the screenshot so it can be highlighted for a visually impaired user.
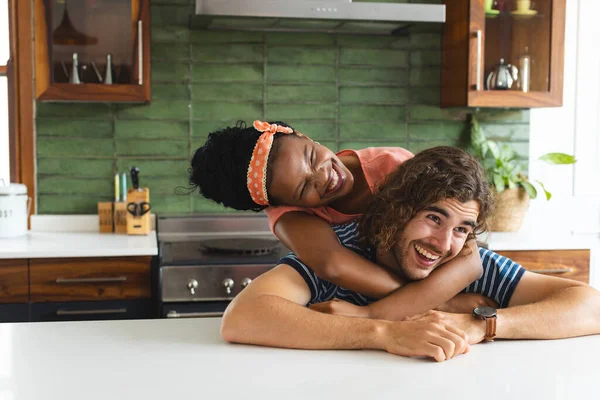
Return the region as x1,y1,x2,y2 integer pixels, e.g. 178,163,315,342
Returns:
35,0,530,215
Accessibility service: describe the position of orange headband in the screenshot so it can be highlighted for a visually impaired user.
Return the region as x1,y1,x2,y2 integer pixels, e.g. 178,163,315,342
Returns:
247,120,294,206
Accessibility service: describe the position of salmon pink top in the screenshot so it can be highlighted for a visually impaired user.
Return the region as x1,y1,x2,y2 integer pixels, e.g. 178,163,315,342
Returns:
264,147,414,233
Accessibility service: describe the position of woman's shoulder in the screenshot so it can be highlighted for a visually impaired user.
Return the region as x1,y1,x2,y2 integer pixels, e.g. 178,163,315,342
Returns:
338,147,414,165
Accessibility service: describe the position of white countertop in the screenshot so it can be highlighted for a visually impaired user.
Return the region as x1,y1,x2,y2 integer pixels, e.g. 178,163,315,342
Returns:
0,231,157,258
0,317,598,400
484,230,599,251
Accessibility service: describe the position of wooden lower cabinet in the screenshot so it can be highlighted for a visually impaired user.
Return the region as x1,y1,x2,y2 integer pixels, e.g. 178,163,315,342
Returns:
0,259,29,303
0,303,29,323
495,250,590,284
0,256,155,322
29,256,152,302
30,299,153,322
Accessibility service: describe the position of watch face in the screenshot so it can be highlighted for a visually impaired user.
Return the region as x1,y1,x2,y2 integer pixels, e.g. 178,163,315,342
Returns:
474,306,497,318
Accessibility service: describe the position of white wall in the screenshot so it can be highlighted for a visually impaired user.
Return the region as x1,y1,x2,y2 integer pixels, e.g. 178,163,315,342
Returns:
528,0,600,289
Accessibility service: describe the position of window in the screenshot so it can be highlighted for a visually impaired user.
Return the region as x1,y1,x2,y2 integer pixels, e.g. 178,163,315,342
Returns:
1,0,10,185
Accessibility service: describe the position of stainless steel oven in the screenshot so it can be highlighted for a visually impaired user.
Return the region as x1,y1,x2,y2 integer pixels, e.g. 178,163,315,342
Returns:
157,214,289,318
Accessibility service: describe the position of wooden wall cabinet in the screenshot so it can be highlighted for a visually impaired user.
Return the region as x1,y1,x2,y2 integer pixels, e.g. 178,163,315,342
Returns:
495,249,590,284
35,0,151,102
442,0,566,108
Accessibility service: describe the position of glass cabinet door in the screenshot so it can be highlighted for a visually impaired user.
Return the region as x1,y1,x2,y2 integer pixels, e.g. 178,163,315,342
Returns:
51,0,134,85
35,0,151,103
441,0,565,108
483,0,552,94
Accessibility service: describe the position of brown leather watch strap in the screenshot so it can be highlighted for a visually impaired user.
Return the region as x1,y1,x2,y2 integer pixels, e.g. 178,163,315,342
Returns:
484,315,497,342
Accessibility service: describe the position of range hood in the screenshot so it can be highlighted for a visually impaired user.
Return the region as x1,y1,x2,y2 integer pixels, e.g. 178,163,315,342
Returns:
193,0,446,35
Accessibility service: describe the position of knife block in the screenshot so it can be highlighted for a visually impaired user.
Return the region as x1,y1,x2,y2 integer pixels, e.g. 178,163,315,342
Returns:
98,202,114,233
113,202,128,234
126,187,151,235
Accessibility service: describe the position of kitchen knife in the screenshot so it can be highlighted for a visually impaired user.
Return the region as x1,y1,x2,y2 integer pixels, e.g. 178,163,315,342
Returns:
130,166,140,190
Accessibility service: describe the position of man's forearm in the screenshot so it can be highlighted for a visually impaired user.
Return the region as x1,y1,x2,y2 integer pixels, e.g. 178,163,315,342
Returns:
497,286,600,339
221,293,384,350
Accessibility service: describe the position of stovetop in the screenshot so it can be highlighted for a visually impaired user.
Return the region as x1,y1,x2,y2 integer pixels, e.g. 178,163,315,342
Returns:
157,214,290,266
160,238,290,265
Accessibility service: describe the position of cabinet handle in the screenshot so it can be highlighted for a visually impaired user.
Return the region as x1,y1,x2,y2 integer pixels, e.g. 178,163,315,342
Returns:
137,20,143,85
474,30,482,91
528,268,573,275
56,308,127,316
166,311,223,318
55,277,127,284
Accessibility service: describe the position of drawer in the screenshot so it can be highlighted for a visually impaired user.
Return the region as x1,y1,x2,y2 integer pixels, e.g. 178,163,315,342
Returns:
30,256,152,302
0,259,29,303
0,303,29,322
495,250,590,284
30,299,153,322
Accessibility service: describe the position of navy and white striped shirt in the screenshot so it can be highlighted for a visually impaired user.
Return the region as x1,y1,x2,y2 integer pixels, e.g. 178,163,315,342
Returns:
280,221,525,308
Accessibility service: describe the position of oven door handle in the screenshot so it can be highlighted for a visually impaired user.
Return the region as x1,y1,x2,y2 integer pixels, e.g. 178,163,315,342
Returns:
166,310,223,318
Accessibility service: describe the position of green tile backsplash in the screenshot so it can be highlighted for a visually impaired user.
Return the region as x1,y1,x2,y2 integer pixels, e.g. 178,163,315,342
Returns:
35,0,530,215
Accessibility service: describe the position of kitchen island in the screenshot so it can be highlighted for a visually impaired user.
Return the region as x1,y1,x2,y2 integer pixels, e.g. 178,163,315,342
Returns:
1,317,598,400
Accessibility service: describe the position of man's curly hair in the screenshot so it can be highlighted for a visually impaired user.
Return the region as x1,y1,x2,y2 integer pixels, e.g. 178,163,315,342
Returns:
360,146,494,253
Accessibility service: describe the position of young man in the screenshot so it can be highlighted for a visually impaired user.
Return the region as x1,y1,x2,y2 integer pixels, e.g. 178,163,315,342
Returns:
221,147,600,362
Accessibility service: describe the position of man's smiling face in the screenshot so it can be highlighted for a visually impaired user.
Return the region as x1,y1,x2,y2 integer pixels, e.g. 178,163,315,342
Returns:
378,198,480,281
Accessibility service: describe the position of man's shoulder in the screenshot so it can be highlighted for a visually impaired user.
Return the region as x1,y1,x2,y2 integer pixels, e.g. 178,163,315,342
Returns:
332,221,375,262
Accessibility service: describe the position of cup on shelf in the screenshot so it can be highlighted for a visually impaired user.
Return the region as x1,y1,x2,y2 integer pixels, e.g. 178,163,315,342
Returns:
516,0,531,12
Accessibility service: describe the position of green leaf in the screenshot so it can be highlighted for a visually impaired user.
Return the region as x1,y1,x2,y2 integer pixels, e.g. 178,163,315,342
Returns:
469,116,489,159
513,164,522,175
488,141,500,159
499,144,515,161
520,181,537,199
535,180,552,200
507,179,517,189
493,173,505,192
539,153,576,165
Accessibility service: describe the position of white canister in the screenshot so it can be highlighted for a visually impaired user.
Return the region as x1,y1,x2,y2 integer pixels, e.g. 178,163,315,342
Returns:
0,183,31,238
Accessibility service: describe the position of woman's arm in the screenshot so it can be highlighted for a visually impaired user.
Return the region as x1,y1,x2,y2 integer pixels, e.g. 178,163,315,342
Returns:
273,212,406,298
310,240,483,320
365,239,483,320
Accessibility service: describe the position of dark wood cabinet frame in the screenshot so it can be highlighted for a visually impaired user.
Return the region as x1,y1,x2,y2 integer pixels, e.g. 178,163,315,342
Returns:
34,0,151,102
7,0,36,220
442,0,566,108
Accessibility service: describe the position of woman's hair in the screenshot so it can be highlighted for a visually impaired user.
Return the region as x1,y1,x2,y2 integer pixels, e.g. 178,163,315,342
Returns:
360,146,494,252
189,120,294,211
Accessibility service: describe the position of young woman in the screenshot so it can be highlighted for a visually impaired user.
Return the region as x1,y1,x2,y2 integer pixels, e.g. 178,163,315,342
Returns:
189,120,483,313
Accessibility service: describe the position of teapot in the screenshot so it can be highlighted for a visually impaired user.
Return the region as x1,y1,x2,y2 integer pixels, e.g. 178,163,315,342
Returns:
486,58,519,90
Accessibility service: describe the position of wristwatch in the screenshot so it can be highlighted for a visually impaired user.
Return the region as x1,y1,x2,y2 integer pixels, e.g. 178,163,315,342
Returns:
473,306,497,342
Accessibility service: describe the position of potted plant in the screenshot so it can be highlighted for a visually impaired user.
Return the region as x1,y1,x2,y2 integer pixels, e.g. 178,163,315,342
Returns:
469,115,576,232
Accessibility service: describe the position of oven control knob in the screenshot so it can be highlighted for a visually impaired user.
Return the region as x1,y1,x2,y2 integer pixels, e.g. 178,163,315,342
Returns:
222,278,234,294
241,277,252,288
187,279,199,295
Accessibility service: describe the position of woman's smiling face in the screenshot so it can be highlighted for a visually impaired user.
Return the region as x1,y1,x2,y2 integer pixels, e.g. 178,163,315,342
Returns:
267,135,355,207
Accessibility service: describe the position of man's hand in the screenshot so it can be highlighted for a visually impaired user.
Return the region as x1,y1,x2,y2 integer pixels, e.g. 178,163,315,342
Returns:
309,299,370,318
436,312,486,345
436,293,499,313
379,311,471,362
